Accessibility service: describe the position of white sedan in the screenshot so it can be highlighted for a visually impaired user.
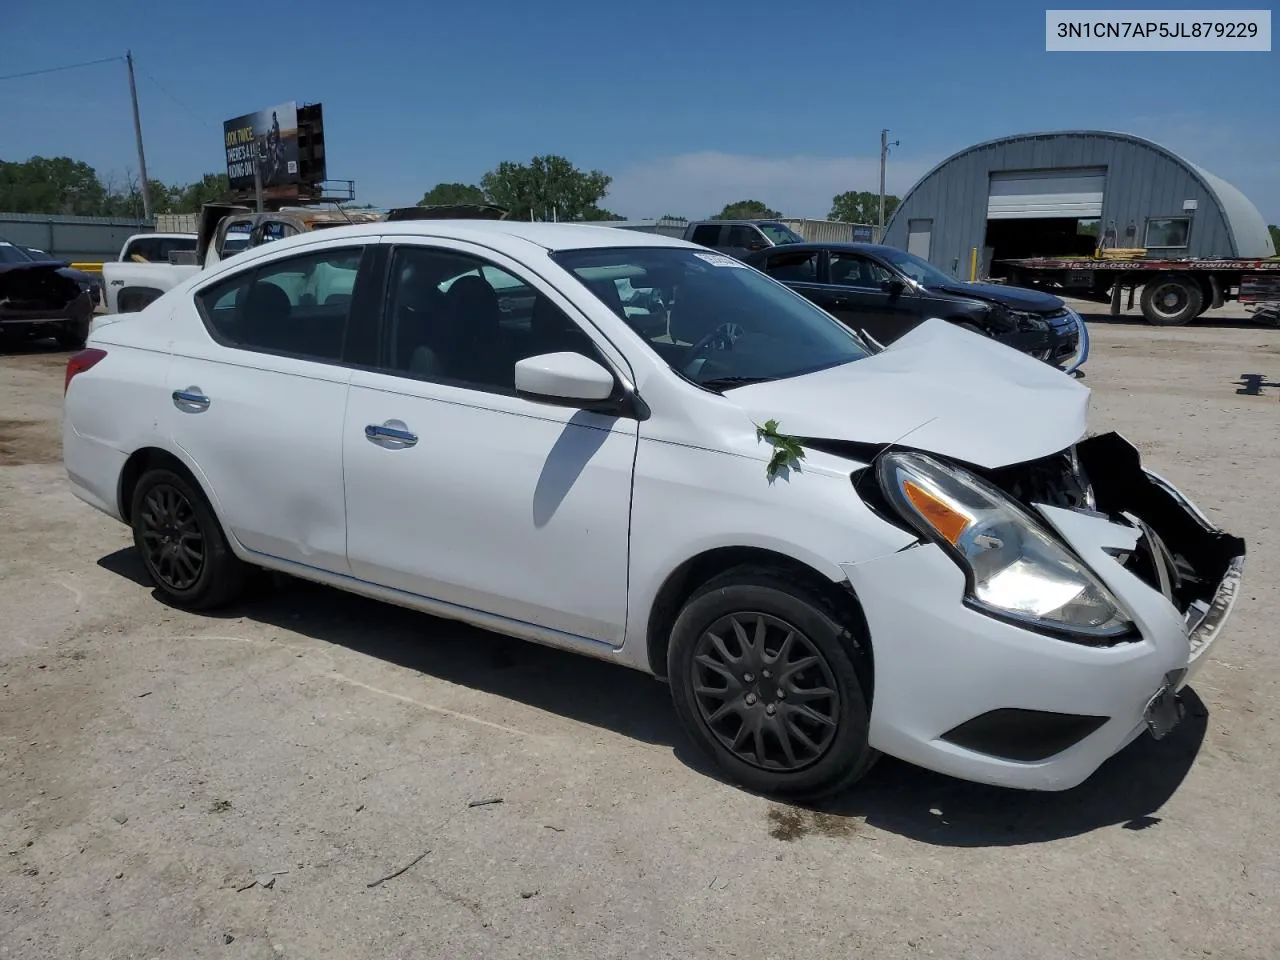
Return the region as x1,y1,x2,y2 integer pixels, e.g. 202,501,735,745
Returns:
63,221,1245,799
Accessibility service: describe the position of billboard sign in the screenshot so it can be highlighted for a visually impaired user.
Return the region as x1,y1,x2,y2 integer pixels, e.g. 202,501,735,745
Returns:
223,102,300,191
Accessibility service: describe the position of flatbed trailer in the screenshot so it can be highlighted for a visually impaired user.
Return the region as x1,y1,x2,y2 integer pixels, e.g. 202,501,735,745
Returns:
998,256,1280,327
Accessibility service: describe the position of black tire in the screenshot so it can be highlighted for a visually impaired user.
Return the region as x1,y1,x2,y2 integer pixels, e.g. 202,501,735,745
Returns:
130,467,251,610
668,566,877,800
1140,275,1203,326
55,317,89,350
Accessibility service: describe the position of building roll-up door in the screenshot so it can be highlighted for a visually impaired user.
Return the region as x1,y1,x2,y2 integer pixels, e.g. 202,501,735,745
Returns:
987,168,1106,219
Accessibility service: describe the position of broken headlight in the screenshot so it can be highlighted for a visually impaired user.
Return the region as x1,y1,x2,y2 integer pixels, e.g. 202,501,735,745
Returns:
877,452,1134,644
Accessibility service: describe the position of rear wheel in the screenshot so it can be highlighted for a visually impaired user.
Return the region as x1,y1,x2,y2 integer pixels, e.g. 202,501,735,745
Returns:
130,468,251,610
1140,275,1203,326
668,567,876,799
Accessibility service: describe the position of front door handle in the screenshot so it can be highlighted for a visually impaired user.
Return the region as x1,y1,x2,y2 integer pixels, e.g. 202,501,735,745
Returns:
172,388,210,412
365,420,418,448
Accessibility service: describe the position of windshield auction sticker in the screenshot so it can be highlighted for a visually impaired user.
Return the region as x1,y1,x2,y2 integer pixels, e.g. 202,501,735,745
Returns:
694,252,748,268
1046,9,1271,50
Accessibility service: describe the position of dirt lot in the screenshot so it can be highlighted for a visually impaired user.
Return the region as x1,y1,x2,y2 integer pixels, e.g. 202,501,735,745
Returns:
2,310,1278,960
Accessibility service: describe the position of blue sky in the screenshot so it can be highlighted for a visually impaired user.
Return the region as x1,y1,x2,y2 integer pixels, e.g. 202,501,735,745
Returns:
3,0,1277,222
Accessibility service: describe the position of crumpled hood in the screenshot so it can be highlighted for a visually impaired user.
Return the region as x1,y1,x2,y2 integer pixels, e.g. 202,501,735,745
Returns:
727,319,1089,469
929,280,1064,313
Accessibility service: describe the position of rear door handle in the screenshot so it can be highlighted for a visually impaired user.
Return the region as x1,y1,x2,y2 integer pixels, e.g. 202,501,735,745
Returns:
172,388,210,411
365,421,418,448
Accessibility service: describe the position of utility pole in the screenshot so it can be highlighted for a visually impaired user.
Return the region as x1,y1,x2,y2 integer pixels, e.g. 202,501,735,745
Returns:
253,143,264,213
878,128,899,242
125,51,152,220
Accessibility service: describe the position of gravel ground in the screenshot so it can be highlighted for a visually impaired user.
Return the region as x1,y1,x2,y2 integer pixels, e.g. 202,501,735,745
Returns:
2,309,1278,960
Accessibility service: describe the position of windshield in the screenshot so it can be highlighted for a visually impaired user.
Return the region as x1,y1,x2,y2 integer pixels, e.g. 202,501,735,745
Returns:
877,247,956,287
552,246,872,389
0,241,36,264
757,222,804,245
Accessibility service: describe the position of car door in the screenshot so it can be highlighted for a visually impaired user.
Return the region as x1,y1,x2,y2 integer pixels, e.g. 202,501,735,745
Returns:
167,238,377,573
823,250,923,345
342,238,638,648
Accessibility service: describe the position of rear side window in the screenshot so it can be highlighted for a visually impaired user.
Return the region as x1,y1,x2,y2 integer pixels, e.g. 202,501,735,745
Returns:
194,246,365,362
764,250,819,282
690,224,721,246
125,236,197,263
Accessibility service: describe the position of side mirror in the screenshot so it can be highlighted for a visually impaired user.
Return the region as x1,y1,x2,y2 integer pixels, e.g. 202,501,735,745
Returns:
882,278,906,294
515,352,615,404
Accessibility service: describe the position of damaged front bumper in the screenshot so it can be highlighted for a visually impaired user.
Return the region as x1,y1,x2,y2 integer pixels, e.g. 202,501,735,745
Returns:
843,432,1244,791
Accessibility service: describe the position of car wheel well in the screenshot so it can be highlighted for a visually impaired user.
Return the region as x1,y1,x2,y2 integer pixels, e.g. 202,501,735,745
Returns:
118,447,200,524
118,287,165,312
646,547,873,697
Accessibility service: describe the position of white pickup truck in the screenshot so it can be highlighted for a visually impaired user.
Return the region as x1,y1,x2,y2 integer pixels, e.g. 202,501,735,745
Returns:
100,233,201,314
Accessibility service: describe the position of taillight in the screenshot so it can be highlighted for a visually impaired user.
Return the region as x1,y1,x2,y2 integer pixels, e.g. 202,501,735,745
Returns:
65,348,107,395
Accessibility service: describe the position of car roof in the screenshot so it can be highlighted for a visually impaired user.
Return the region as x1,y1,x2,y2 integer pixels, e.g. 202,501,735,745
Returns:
753,241,903,256
226,220,702,258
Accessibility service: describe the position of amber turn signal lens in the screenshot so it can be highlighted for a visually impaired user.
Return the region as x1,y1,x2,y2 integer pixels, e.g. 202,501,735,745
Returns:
903,479,971,545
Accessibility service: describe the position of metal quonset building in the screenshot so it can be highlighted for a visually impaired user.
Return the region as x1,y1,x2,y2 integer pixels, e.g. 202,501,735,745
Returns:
883,131,1275,280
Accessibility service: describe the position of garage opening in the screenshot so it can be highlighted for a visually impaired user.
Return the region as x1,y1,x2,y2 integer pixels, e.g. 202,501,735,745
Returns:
983,167,1106,278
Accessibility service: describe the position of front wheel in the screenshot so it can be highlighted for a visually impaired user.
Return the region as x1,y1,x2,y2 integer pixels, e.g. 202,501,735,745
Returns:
667,568,876,800
130,467,252,610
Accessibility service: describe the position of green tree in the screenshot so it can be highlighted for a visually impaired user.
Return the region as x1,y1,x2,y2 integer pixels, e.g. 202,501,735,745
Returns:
419,182,487,206
0,156,107,215
712,199,780,220
480,155,612,221
1269,224,1279,252
828,190,898,224
173,173,230,212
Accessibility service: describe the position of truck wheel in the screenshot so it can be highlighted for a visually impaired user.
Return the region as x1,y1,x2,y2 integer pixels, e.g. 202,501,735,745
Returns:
55,316,90,350
1140,275,1203,326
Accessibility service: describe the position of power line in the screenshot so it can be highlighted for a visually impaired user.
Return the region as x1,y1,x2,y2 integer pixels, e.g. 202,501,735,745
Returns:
0,55,123,83
137,63,201,122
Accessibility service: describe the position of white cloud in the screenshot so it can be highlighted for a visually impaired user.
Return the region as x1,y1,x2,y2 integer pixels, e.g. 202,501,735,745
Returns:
605,151,933,221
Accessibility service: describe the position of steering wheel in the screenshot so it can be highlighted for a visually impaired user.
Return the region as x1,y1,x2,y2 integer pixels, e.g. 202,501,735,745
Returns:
683,322,745,373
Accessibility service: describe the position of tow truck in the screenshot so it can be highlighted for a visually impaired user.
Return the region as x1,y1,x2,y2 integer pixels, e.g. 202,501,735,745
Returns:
997,254,1280,327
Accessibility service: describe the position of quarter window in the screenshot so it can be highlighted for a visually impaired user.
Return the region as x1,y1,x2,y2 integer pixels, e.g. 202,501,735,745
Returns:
1144,217,1191,249
194,246,365,362
383,246,602,393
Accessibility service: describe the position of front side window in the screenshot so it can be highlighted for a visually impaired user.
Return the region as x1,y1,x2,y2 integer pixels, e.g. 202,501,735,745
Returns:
553,246,872,390
828,251,893,287
194,246,365,362
726,225,764,249
383,245,602,393
1145,217,1190,248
